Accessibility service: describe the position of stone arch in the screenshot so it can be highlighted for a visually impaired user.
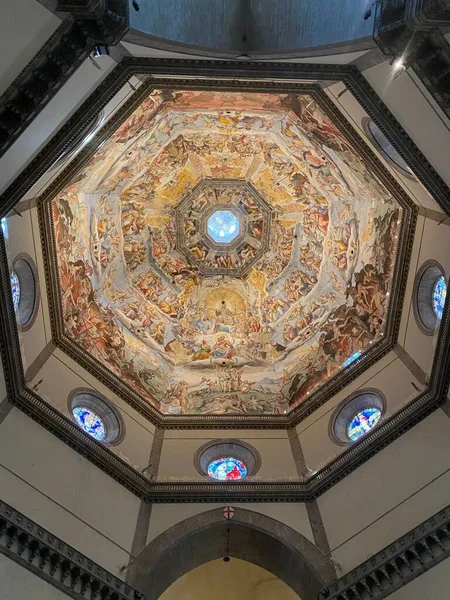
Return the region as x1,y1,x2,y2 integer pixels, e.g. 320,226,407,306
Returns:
127,507,336,599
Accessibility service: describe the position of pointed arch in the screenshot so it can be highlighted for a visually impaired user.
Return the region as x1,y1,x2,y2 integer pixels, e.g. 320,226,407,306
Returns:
127,506,336,599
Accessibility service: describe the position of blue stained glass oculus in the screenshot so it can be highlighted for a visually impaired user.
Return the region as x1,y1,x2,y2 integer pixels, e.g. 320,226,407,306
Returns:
72,406,106,441
347,407,381,441
207,210,239,243
10,271,20,311
1,218,8,238
432,275,446,319
207,457,247,480
343,351,362,368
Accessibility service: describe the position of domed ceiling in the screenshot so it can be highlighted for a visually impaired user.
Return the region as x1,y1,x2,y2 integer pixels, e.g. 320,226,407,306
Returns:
49,89,402,417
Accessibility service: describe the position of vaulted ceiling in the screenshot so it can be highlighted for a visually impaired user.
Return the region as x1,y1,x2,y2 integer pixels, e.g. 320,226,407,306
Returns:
45,88,408,418
1,52,449,496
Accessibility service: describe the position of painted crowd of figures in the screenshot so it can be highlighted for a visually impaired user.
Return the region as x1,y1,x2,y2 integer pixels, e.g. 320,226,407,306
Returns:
52,89,401,415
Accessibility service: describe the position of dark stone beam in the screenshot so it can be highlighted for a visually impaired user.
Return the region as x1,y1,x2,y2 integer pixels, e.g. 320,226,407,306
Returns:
0,1,129,158
418,205,450,224
0,396,13,426
374,2,450,121
24,341,57,384
127,428,165,576
394,344,428,386
288,429,336,580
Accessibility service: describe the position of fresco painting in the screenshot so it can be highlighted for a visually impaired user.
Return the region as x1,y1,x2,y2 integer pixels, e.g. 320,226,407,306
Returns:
52,90,401,415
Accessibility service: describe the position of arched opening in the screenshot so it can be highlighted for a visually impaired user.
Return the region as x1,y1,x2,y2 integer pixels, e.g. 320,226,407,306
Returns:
160,558,300,599
127,507,335,600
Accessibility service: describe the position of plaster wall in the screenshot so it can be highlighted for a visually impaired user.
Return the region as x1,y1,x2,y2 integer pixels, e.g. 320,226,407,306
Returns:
146,503,314,547
158,429,297,480
398,214,426,348
295,352,420,472
5,207,50,369
402,215,450,375
318,410,450,574
0,407,140,577
20,74,145,203
0,553,69,600
325,79,442,213
0,0,60,95
159,558,300,600
363,60,450,190
30,348,156,472
387,555,450,600
246,0,374,54
0,55,117,195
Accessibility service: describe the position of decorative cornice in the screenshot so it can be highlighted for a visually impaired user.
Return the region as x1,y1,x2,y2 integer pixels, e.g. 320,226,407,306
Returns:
319,502,450,599
0,499,143,600
0,59,449,502
0,1,129,158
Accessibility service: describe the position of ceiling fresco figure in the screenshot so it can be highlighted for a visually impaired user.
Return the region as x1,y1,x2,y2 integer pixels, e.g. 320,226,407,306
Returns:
51,89,402,416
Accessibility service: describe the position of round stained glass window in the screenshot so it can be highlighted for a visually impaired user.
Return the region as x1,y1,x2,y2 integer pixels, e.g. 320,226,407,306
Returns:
207,457,247,480
72,406,106,441
432,275,446,319
347,407,381,441
10,271,20,311
207,210,239,243
366,120,413,176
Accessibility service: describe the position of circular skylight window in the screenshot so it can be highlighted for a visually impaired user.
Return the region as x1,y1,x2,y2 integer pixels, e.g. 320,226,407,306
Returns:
10,271,20,311
69,390,124,444
207,210,239,243
414,261,447,335
11,255,40,330
194,439,260,480
432,275,446,319
330,390,386,445
207,457,247,480
363,118,414,178
72,407,106,441
347,407,382,441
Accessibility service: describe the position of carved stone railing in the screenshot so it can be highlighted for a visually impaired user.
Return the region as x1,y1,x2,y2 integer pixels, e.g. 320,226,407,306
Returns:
319,503,450,599
0,500,143,600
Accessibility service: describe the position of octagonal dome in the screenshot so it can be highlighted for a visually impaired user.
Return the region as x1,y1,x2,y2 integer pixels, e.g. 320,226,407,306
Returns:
47,88,405,418
175,179,272,277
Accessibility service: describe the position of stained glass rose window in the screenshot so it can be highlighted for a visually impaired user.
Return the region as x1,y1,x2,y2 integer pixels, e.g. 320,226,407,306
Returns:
207,457,247,480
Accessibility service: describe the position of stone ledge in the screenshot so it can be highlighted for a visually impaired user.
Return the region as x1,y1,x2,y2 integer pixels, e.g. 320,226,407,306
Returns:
320,503,450,599
0,499,143,600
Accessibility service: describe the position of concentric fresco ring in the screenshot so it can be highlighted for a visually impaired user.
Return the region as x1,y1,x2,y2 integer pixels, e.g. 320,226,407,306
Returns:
47,88,405,418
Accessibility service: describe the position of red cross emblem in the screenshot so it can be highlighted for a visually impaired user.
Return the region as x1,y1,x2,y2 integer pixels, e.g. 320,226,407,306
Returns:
223,506,235,520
